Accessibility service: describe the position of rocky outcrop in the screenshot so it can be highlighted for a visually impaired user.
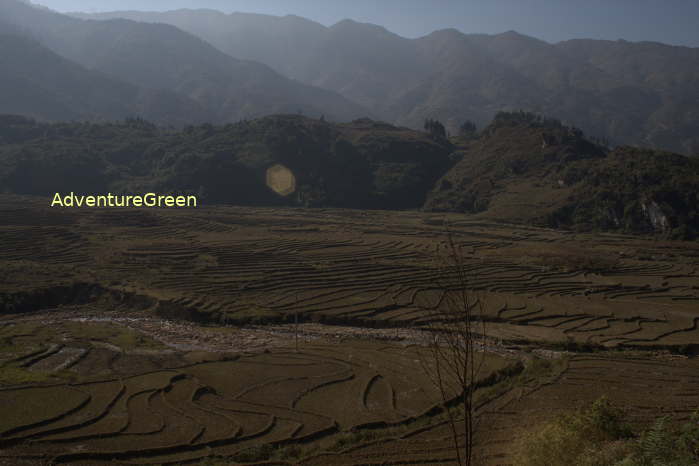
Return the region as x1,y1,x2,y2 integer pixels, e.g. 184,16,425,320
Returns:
642,200,670,233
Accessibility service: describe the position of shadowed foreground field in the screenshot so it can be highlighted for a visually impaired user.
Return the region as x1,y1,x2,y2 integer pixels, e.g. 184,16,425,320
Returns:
1,195,699,464
301,354,699,465
0,317,513,464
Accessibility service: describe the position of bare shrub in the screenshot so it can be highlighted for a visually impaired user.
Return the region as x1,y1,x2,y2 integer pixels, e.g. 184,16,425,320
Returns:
418,227,487,466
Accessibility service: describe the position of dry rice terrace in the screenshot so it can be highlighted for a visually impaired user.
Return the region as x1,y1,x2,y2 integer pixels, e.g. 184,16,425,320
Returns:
1,195,698,350
300,354,699,465
1,195,699,465
0,314,515,465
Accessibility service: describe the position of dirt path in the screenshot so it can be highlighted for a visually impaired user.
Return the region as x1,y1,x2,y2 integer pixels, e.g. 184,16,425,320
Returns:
1,306,556,361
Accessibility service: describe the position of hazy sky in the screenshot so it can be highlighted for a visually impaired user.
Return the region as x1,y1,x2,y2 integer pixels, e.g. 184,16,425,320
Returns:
32,0,699,47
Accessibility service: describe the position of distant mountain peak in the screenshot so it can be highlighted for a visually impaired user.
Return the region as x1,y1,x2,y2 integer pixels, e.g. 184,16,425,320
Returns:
427,28,464,38
16,0,44,7
331,18,392,35
495,30,547,43
332,18,360,26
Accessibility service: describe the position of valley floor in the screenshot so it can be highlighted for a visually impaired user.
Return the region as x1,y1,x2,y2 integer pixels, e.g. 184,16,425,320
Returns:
1,195,698,464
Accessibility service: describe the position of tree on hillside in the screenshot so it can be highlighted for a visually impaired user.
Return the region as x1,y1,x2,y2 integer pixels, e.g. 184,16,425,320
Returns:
459,120,477,138
493,110,562,129
424,118,447,140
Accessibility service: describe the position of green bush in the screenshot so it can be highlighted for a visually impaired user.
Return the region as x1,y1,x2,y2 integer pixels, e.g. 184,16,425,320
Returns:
621,412,699,466
231,444,274,462
515,397,631,466
516,399,699,466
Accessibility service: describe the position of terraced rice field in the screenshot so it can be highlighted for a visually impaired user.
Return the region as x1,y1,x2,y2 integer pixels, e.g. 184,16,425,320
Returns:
1,195,698,349
1,195,699,464
307,354,699,466
0,315,514,464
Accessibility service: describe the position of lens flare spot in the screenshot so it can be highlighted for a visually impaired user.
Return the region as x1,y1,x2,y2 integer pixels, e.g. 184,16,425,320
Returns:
266,164,296,196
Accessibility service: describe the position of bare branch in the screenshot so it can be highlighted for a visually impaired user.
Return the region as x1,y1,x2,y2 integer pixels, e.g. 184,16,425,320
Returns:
416,224,487,466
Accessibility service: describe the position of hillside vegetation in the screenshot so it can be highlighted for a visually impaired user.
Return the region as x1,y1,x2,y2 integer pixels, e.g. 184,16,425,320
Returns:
1,111,697,237
0,114,451,210
426,111,699,239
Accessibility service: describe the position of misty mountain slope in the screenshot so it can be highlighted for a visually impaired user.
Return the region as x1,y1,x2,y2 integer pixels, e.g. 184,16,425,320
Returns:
75,8,699,155
557,39,699,92
73,9,331,81
75,10,427,114
302,19,427,110
0,33,207,124
393,29,546,129
557,39,699,154
458,31,667,146
465,31,619,91
0,0,370,123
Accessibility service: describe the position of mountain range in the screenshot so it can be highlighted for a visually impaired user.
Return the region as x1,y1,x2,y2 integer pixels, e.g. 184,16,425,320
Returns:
0,0,697,156
72,7,699,156
0,0,369,125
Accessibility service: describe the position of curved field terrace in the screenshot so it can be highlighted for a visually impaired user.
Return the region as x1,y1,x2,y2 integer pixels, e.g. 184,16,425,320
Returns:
1,195,698,464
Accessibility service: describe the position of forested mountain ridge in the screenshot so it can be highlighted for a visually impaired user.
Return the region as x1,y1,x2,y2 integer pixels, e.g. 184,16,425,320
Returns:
0,33,208,125
426,112,699,239
1,112,698,238
0,114,452,210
